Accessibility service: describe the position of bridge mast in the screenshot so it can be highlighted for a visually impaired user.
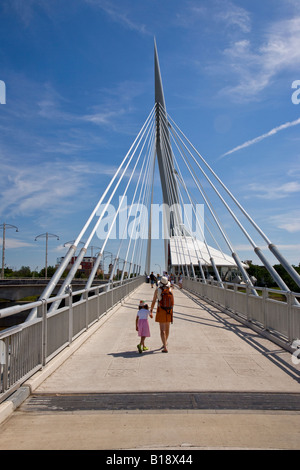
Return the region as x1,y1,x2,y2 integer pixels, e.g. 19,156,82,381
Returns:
153,40,182,272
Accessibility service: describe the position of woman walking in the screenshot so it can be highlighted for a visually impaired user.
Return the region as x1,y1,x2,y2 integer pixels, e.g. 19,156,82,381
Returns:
150,276,174,353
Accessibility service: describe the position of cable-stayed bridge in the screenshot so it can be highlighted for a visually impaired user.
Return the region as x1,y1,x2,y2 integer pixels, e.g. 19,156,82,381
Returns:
0,43,300,449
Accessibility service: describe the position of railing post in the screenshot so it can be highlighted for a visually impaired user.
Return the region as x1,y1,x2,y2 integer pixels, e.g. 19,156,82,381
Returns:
233,283,237,314
224,282,227,309
262,288,268,330
287,291,293,342
246,283,250,321
64,285,73,345
96,287,100,320
84,290,89,330
68,290,73,344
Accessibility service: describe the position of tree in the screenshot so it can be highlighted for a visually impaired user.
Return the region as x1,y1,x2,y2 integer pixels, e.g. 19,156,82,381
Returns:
16,266,32,278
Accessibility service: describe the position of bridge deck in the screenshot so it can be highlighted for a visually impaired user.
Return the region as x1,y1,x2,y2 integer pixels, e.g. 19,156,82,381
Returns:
0,283,300,450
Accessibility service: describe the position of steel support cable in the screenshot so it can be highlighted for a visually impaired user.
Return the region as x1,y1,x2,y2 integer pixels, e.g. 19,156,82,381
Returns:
162,105,209,278
159,111,197,276
167,112,300,289
171,166,206,280
26,106,156,321
86,115,156,289
159,110,194,277
168,123,228,261
145,153,156,275
167,116,253,288
156,111,182,272
127,122,156,278
168,136,223,282
176,179,232,283
159,112,187,274
125,121,156,279
137,124,155,276
126,126,155,277
88,122,153,287
166,112,256,290
135,138,157,276
161,117,194,278
134,150,156,277
165,109,290,293
169,151,219,283
74,104,155,248
168,122,283,293
110,119,156,282
111,140,155,282
159,107,222,284
178,180,228,265
120,119,156,281
49,107,156,312
170,131,255,289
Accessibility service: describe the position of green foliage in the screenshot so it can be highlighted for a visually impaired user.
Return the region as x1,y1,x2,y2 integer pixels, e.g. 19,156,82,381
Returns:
247,263,300,293
3,265,57,278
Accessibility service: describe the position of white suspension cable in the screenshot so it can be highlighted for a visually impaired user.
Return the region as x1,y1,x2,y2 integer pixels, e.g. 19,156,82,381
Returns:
110,118,156,281
167,111,300,288
164,106,290,292
48,107,156,312
159,108,195,277
125,122,156,279
89,114,156,288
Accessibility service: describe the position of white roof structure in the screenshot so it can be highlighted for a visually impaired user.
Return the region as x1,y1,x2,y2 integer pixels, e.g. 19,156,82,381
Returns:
169,236,240,267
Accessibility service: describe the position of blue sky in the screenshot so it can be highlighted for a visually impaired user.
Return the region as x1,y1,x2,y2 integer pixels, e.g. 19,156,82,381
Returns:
0,0,300,274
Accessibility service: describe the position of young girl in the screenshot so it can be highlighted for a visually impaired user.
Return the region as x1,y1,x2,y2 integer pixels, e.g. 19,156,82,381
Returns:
136,303,153,353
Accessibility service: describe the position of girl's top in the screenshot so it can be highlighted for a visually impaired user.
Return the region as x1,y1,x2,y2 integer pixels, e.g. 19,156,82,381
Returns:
137,308,150,320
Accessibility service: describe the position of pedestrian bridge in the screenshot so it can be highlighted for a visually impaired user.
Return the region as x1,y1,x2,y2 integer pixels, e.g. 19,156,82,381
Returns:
1,42,300,449
0,279,300,449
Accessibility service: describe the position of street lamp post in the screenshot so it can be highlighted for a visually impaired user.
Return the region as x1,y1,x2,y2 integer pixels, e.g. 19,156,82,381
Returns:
155,263,161,274
1,223,19,279
35,232,59,279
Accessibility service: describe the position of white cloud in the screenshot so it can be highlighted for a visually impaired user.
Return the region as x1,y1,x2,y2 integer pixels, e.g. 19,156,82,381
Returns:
176,0,251,33
214,0,251,33
83,109,126,127
0,238,33,249
270,212,300,233
220,16,300,101
245,180,300,200
0,158,118,219
221,117,300,157
84,0,149,35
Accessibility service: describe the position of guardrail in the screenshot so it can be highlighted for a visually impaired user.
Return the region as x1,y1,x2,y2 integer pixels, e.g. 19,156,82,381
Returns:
0,276,144,403
182,277,300,348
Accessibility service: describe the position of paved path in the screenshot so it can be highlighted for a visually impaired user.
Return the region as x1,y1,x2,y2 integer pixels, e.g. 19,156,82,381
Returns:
0,283,300,450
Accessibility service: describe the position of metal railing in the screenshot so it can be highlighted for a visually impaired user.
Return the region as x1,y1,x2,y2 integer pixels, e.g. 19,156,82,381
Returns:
182,277,300,348
0,276,144,403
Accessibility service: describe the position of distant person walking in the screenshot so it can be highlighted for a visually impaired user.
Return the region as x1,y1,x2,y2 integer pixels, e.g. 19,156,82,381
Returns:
150,272,155,288
150,276,174,353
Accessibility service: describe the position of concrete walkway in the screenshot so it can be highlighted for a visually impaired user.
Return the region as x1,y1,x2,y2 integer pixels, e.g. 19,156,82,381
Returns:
0,282,300,450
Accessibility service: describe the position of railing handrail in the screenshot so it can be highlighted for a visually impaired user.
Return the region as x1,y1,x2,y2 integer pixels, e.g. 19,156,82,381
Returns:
181,276,300,350
0,275,144,402
185,275,300,297
0,276,140,320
